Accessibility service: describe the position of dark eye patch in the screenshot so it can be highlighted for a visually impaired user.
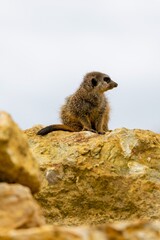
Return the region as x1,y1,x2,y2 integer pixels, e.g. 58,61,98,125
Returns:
91,78,98,87
104,77,111,83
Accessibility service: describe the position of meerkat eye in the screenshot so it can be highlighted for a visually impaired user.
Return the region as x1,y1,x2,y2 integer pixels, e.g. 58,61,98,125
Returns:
91,78,98,87
104,77,111,83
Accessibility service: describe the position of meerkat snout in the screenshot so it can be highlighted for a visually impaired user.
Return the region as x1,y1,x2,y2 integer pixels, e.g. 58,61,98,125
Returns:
108,80,118,89
113,81,118,87
103,76,118,88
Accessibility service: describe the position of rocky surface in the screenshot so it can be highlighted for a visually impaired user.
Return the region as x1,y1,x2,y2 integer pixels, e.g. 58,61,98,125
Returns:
0,183,45,231
0,221,160,240
1,111,160,239
0,112,41,193
25,126,160,225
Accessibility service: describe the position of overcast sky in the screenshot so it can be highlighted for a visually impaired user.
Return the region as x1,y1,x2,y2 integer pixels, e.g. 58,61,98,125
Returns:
0,0,160,132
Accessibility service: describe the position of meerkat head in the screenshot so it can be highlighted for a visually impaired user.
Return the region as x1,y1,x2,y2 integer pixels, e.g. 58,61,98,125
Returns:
81,71,118,93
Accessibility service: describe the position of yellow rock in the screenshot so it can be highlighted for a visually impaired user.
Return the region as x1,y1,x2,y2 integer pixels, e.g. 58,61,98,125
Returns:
0,221,160,240
25,127,160,225
0,112,41,193
0,183,45,231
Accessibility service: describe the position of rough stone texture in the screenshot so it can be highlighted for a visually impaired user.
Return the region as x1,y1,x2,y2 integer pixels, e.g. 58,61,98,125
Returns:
25,126,160,225
0,183,45,231
0,112,41,193
1,221,160,240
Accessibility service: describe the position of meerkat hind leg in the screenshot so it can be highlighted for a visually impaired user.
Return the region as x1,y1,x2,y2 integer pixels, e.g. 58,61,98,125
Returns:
94,115,106,134
80,116,97,133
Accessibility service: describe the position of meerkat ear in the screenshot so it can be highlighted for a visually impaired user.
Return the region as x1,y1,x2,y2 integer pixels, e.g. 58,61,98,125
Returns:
91,78,98,87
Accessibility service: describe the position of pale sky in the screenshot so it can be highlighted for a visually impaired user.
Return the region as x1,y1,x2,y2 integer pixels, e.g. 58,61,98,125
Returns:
0,0,160,132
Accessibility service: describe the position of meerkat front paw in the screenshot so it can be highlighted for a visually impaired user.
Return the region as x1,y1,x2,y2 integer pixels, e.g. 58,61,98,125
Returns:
98,131,106,135
82,127,97,133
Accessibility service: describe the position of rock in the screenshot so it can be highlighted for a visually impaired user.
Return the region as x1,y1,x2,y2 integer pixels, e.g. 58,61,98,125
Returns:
0,221,160,240
25,127,160,225
0,112,41,193
0,183,45,231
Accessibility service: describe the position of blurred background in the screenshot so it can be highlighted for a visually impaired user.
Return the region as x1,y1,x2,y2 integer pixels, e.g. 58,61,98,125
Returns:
0,0,159,132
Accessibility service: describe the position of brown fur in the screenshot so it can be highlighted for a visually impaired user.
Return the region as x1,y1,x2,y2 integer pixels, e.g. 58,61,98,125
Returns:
37,71,118,135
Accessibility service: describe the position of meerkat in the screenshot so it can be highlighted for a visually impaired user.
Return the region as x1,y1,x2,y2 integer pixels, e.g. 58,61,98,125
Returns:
37,71,118,135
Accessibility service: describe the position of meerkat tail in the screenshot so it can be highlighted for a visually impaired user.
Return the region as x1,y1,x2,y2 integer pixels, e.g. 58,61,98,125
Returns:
37,124,74,136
